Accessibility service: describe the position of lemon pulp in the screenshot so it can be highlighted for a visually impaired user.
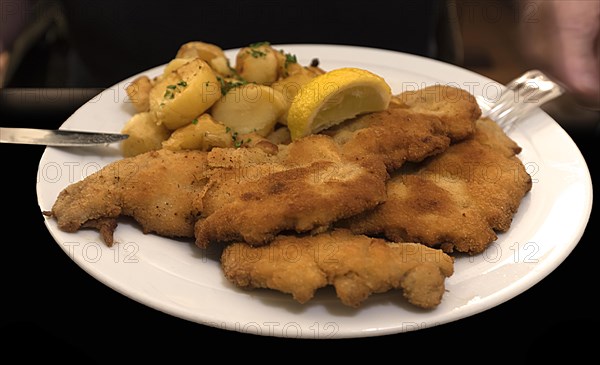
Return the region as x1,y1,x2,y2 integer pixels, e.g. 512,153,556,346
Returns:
287,67,391,140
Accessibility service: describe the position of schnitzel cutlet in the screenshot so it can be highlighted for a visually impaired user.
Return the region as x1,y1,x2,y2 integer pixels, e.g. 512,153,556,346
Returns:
324,85,481,171
46,149,208,245
194,135,388,247
340,118,532,254
394,84,481,142
221,229,454,309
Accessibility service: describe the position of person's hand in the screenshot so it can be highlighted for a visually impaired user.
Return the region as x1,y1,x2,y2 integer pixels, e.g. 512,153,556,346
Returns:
519,0,600,108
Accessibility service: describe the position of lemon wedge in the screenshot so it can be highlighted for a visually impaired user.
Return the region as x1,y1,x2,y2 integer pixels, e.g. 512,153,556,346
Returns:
287,67,391,140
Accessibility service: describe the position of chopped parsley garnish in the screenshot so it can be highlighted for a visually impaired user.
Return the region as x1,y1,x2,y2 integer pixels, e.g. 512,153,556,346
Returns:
217,76,248,95
248,49,266,58
229,129,252,148
246,42,270,58
192,118,199,125
227,80,248,92
163,82,187,100
233,137,252,149
164,90,175,99
249,41,270,48
285,53,297,67
282,53,298,75
231,131,241,148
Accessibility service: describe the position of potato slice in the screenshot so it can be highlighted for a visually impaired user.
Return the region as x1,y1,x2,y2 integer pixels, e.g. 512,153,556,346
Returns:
174,42,233,77
211,84,287,136
176,41,226,61
126,76,153,113
149,58,221,130
209,56,234,77
273,49,303,79
162,114,231,151
121,112,170,157
273,50,325,79
163,58,194,76
235,43,278,84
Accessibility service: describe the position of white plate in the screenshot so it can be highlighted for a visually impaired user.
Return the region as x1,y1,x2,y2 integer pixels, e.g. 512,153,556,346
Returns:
37,45,593,338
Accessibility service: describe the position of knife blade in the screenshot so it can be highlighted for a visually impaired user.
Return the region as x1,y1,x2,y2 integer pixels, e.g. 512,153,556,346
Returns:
0,127,128,146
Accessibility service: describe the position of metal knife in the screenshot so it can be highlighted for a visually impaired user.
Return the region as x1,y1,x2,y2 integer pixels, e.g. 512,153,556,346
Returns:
0,127,128,146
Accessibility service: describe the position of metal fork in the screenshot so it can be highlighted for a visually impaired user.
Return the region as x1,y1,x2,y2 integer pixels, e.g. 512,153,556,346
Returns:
479,70,564,132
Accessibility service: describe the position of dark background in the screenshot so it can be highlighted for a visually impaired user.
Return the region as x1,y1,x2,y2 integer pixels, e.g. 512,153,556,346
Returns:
1,0,597,362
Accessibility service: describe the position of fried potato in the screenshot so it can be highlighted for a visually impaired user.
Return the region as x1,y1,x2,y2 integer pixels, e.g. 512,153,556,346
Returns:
211,84,287,136
149,58,221,130
121,112,170,157
162,114,231,151
176,41,226,61
172,42,233,77
209,56,234,77
126,75,153,113
235,44,279,84
163,58,194,76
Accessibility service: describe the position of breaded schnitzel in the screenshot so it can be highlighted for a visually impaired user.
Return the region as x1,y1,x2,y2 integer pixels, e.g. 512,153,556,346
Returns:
221,229,454,309
394,84,481,142
340,118,532,254
47,149,208,245
194,135,388,247
324,85,481,171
